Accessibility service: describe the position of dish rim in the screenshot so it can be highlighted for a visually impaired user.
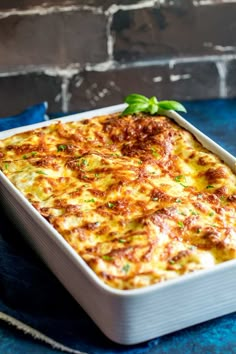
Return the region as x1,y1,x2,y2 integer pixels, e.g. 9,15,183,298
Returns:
1,102,236,297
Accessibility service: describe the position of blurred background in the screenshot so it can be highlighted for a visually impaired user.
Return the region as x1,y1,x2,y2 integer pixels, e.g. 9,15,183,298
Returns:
0,0,236,116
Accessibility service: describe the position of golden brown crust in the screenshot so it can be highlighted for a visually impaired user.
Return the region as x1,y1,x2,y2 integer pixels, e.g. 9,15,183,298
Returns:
0,113,236,290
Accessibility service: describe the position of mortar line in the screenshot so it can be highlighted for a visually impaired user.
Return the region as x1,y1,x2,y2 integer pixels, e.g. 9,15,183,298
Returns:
61,76,70,113
193,0,236,6
0,5,103,19
0,54,235,77
215,61,228,98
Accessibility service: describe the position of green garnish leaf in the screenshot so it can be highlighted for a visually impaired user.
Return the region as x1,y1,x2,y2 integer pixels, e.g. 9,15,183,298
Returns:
178,221,184,229
157,100,187,113
151,147,159,158
122,263,131,273
57,144,67,151
169,259,175,265
107,202,115,208
124,93,149,105
122,94,186,116
102,255,113,261
36,170,48,175
174,175,185,182
122,103,149,116
84,198,95,203
119,238,127,243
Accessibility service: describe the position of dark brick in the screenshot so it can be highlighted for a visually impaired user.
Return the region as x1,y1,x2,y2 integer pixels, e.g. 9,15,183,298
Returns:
68,65,169,112
226,60,236,98
166,61,220,101
0,11,107,71
68,61,220,112
112,3,236,61
0,73,62,116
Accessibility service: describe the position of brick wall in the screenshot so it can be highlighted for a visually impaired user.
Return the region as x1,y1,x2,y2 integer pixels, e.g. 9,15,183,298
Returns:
0,0,236,116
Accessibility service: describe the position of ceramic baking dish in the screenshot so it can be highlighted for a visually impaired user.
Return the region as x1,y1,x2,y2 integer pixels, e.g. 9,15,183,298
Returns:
0,104,236,345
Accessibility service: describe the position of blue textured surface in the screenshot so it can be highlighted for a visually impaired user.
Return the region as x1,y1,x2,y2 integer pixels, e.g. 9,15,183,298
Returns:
0,102,48,131
0,99,236,354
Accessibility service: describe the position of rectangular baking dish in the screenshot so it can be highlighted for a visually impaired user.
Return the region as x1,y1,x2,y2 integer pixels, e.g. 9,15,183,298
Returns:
0,104,236,345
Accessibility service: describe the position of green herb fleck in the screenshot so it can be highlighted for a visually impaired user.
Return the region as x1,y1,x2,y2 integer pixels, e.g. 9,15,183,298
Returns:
4,163,9,169
107,202,115,208
174,175,185,182
119,239,127,243
138,160,143,165
190,209,198,215
57,144,67,152
178,221,184,229
174,175,188,188
209,212,214,217
151,147,159,158
102,255,113,261
84,198,95,203
121,94,186,116
81,158,88,166
22,154,27,159
169,260,175,265
31,151,37,156
206,185,214,189
176,198,182,203
122,264,131,273
36,170,48,175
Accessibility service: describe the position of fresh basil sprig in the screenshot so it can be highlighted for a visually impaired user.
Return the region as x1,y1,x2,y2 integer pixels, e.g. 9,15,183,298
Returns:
121,93,186,116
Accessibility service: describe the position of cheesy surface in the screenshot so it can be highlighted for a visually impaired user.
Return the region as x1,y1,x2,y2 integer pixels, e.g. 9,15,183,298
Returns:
0,113,236,290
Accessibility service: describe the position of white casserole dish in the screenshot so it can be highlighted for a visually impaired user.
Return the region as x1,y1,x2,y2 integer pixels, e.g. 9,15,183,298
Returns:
0,104,236,345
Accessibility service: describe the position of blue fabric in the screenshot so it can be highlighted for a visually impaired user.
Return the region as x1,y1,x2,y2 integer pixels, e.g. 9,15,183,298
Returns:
0,99,236,353
0,102,48,131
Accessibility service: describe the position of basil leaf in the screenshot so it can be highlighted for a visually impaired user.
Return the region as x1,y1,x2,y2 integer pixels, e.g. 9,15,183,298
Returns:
121,102,149,116
148,104,158,115
125,94,150,105
158,100,187,113
149,96,158,105
121,94,186,116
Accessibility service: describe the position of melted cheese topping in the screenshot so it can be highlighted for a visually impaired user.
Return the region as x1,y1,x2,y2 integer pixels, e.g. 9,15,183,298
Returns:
1,113,236,290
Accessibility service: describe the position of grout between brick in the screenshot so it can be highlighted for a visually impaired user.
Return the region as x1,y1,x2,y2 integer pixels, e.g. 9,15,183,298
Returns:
0,5,103,19
106,12,114,61
0,55,235,77
193,0,236,5
215,61,228,98
61,77,71,113
105,1,157,16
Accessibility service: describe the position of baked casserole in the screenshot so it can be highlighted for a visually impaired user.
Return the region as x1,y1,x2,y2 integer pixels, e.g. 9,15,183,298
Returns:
0,112,236,290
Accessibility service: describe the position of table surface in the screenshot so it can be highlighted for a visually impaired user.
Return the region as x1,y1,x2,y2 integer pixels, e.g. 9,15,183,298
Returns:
0,98,236,354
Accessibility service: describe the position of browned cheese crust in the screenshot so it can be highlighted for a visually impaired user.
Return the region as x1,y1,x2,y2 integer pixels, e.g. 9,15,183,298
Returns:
0,113,236,289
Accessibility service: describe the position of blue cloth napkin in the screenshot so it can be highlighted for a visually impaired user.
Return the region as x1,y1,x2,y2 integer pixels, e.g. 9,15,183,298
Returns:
0,102,48,131
0,100,236,354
